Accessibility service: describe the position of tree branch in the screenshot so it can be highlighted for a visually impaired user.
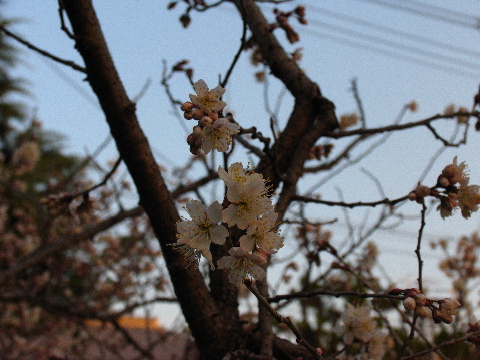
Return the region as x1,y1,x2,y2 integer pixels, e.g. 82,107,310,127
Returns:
0,24,86,73
60,1,232,358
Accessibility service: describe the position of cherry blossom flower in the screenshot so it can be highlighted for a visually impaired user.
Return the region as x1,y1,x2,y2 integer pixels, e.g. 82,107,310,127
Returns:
176,200,229,268
189,79,226,113
218,162,265,189
442,156,469,186
202,118,240,154
438,298,461,323
437,193,458,219
338,303,378,344
458,181,480,219
415,305,431,319
239,211,283,254
222,181,273,230
217,247,266,285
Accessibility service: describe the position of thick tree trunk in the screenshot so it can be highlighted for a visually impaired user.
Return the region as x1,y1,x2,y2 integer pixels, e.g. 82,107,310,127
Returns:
61,1,333,358
61,1,237,358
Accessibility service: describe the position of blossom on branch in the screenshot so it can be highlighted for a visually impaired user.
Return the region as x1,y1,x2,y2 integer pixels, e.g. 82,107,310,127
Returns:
222,181,273,230
189,79,226,113
218,162,265,188
217,247,266,285
338,303,378,344
239,211,283,254
458,181,480,219
176,200,228,269
202,118,240,154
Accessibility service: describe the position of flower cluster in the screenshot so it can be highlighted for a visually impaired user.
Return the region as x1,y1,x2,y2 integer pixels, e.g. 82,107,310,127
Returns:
408,157,480,219
181,79,240,155
176,162,283,285
336,303,388,360
391,288,461,324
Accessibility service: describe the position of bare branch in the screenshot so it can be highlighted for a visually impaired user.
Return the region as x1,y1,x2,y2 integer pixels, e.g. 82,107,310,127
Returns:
293,194,409,208
326,111,477,140
268,290,404,303
0,25,86,73
245,280,322,360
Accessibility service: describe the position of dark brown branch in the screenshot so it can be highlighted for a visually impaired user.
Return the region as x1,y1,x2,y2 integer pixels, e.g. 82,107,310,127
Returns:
293,194,409,208
245,281,322,360
0,25,86,73
268,289,404,303
400,329,480,360
220,0,248,88
111,319,155,360
325,111,478,139
415,203,427,293
60,2,231,358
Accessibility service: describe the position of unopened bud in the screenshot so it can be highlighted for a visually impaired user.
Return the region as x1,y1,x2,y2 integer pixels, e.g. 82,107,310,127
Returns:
199,116,213,127
192,107,204,120
408,191,417,201
180,102,195,112
414,293,427,306
415,185,431,197
403,297,416,311
415,305,431,318
208,111,219,121
437,175,450,188
183,111,193,120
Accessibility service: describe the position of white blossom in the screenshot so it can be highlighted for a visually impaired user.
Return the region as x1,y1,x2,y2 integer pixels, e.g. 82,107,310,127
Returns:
239,211,283,254
202,118,240,154
176,200,229,269
217,247,266,285
189,79,226,113
338,303,378,344
222,181,273,230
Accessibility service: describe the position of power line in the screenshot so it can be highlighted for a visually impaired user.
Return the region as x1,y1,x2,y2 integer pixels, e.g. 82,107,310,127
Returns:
309,5,480,59
397,0,480,24
309,18,480,73
357,0,480,30
302,27,480,79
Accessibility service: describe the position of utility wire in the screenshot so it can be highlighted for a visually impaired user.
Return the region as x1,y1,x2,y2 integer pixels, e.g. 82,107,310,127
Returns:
357,0,480,30
308,19,480,74
396,0,480,24
309,5,480,59
302,27,480,79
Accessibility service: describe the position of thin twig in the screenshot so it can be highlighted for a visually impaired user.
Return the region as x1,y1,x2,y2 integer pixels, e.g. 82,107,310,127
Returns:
293,194,409,208
416,203,427,293
326,111,479,140
268,289,404,303
245,280,322,360
400,329,480,360
220,0,248,88
0,25,86,73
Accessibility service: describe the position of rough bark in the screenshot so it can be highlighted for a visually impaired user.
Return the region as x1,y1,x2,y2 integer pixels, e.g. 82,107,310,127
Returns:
233,0,338,196
61,1,235,358
61,0,336,358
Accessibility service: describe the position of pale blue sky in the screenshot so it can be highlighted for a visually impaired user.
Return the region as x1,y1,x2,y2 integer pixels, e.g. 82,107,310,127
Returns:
4,0,480,325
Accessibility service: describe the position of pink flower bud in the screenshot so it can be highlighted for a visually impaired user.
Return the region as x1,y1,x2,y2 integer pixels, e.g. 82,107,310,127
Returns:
180,101,195,112
414,294,427,306
415,185,431,197
192,108,204,120
183,111,193,120
408,191,417,201
403,297,416,311
437,175,450,188
414,305,431,318
199,116,214,127
208,111,219,121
